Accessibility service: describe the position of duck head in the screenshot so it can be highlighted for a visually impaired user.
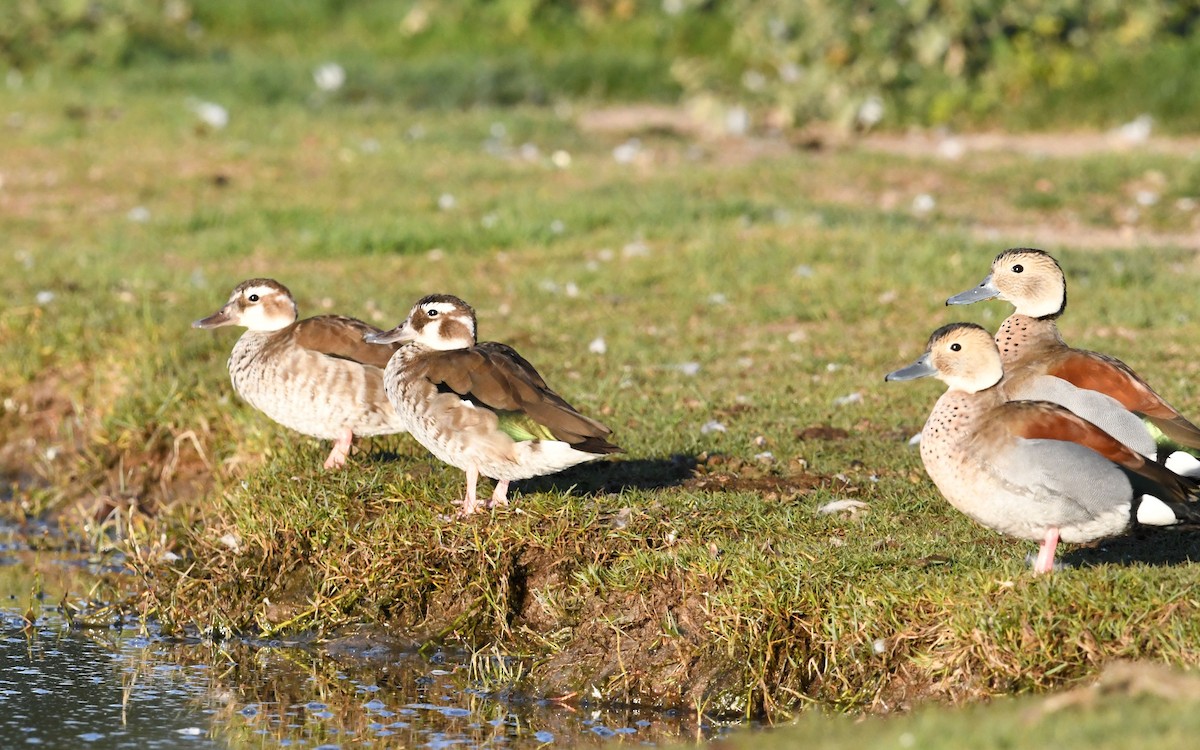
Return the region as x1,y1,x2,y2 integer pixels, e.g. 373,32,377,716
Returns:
365,294,477,351
193,278,299,332
946,248,1066,319
886,322,1004,394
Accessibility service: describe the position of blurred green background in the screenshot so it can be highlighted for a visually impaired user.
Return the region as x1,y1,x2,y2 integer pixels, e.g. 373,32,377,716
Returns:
6,0,1200,131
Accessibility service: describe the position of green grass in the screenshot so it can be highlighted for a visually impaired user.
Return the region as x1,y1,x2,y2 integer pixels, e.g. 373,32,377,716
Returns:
5,46,1200,734
713,661,1200,749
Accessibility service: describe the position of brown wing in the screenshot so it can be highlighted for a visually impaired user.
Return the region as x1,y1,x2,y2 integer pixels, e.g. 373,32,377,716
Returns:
421,343,620,451
998,400,1196,504
292,316,399,369
1049,349,1200,448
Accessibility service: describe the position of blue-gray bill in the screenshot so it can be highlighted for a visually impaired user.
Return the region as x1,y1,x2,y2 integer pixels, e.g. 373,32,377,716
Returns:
885,354,937,382
945,274,1000,306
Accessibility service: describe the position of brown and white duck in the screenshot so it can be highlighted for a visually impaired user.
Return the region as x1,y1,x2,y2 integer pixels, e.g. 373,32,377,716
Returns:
887,323,1200,573
947,248,1200,469
193,278,407,469
364,294,621,517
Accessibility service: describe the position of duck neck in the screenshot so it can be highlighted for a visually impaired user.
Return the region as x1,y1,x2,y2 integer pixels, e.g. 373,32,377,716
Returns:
994,314,1067,367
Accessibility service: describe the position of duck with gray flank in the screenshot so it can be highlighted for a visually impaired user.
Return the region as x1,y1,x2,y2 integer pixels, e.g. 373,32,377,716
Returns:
193,278,407,469
365,294,621,517
947,247,1200,471
886,322,1200,574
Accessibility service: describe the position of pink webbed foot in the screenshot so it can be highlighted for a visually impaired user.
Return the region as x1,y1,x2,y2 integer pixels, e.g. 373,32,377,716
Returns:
456,465,484,518
323,427,355,470
487,479,510,509
1032,528,1061,575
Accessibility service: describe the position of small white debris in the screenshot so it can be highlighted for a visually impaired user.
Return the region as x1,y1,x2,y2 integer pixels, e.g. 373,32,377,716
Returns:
725,106,750,136
1135,190,1159,206
708,293,728,306
1112,114,1153,145
1176,197,1197,212
588,337,607,355
833,392,862,407
127,205,150,223
481,212,499,228
662,0,685,15
899,732,916,749
754,451,775,463
612,139,641,164
519,142,540,161
741,70,767,92
35,290,55,305
856,95,884,129
176,727,204,737
912,193,936,215
674,362,702,376
218,533,241,552
563,281,579,297
787,329,808,344
937,137,966,161
825,362,840,372
192,100,229,129
160,550,181,563
2,398,15,412
359,138,380,154
437,193,457,211
621,240,649,258
700,420,727,434
313,62,346,92
872,638,887,655
551,149,571,169
44,446,59,460
549,219,565,234
817,499,869,516
793,264,814,278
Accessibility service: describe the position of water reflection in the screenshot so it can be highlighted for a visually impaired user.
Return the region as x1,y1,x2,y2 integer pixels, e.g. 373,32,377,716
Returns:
0,541,720,748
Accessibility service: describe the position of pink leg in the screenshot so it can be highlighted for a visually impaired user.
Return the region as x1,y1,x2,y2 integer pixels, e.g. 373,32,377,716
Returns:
323,427,354,470
1033,528,1060,574
488,479,510,509
458,465,482,517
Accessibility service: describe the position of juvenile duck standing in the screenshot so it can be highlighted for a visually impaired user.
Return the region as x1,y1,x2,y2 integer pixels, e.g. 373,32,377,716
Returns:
947,248,1200,463
193,278,407,469
887,323,1200,573
364,294,621,517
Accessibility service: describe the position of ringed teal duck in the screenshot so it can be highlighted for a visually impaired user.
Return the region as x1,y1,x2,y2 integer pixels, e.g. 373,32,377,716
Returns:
886,323,1200,574
364,294,621,517
947,248,1200,463
193,278,407,469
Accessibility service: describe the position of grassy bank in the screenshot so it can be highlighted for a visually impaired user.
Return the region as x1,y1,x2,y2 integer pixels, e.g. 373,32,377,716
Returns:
4,58,1200,721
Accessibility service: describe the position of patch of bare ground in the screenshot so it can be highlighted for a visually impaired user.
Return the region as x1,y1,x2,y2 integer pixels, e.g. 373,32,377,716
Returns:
0,366,216,523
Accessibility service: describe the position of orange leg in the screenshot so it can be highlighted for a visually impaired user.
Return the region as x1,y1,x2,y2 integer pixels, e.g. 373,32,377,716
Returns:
323,427,354,470
1033,528,1060,575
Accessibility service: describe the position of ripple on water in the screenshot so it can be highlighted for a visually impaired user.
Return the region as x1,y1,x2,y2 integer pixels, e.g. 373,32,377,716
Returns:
0,548,719,749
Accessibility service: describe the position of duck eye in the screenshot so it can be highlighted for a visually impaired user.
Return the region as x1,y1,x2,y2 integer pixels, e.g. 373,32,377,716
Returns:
1012,264,1024,273
950,343,962,352
426,308,439,317
248,294,260,302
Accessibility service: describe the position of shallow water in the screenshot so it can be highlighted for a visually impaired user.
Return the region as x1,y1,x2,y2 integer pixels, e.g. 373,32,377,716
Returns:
0,533,721,748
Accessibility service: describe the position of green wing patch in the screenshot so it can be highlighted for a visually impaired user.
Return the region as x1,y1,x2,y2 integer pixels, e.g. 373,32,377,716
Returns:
497,412,556,442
